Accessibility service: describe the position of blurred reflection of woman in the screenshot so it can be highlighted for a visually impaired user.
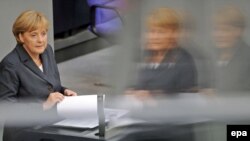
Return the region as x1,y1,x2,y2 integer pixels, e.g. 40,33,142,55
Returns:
211,6,250,93
127,8,197,99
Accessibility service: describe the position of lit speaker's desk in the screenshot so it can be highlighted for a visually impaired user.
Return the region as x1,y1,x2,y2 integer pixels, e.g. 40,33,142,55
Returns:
19,122,195,141
19,126,106,141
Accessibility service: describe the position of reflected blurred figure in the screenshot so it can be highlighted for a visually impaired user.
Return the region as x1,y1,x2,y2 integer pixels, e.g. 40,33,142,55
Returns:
180,12,211,91
127,7,197,100
118,7,199,141
211,5,250,93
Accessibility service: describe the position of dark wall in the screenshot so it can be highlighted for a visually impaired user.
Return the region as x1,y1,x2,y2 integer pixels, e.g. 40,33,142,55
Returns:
53,0,90,35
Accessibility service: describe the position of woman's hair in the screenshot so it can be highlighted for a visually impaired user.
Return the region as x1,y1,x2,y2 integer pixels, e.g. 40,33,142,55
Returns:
12,10,49,44
146,7,181,30
214,5,245,29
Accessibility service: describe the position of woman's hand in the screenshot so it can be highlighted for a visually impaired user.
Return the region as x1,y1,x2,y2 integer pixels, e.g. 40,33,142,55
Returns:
125,90,152,101
64,89,77,96
43,92,64,110
125,90,157,106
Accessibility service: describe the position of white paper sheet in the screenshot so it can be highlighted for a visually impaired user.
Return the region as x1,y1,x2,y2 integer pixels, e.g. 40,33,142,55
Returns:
54,108,128,129
57,95,98,119
54,118,100,128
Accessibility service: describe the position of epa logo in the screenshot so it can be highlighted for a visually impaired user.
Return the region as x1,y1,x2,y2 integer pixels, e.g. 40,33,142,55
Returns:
227,125,250,141
231,131,247,138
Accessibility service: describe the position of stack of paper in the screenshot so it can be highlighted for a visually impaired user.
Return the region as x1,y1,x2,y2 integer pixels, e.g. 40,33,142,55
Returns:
54,95,128,128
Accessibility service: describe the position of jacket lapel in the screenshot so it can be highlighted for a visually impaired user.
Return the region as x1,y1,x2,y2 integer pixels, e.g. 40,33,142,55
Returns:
16,44,53,85
41,51,49,75
148,48,179,80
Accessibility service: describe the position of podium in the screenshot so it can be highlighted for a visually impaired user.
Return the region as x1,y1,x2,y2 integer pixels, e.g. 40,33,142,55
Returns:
19,122,195,141
15,94,196,141
17,95,106,141
19,126,105,141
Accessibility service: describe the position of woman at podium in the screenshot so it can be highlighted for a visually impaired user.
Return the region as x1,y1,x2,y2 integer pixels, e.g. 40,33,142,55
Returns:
0,10,77,141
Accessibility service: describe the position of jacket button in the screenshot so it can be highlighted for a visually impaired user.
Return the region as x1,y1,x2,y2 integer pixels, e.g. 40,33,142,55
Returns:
48,85,53,92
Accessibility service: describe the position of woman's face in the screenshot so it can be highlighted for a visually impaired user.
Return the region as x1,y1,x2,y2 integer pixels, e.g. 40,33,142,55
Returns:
213,24,242,48
19,28,48,56
145,26,179,51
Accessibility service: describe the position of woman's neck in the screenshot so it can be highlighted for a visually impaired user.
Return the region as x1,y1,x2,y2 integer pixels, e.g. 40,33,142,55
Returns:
22,45,42,66
146,50,168,63
31,55,42,67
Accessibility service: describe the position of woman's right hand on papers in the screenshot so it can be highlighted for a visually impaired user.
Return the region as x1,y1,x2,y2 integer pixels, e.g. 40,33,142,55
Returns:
43,92,64,110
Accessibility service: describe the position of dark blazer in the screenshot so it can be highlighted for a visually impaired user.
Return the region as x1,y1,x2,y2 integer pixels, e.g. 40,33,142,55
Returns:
211,40,250,93
0,44,65,141
134,47,197,94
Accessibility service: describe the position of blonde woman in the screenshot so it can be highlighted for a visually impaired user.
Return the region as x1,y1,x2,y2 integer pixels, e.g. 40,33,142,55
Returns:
128,8,197,99
0,10,77,141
